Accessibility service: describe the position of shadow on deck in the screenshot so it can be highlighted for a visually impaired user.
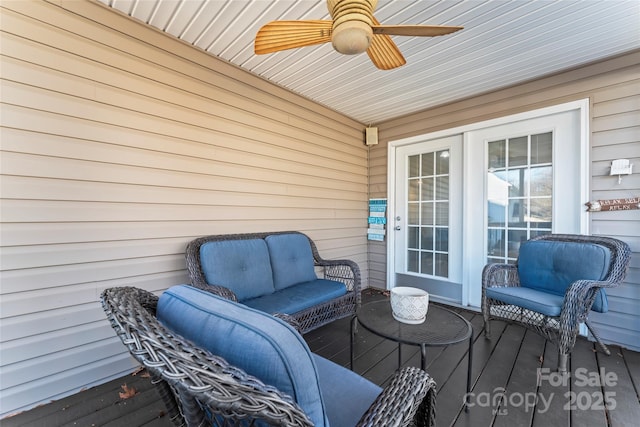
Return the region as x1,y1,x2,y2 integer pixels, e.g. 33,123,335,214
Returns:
4,290,640,426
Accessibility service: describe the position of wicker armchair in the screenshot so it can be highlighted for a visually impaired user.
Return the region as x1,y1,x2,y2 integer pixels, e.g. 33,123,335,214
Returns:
101,286,437,427
185,231,361,334
482,234,631,372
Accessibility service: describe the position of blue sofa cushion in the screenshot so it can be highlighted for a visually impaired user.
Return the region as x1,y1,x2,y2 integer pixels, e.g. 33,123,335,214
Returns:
313,354,381,427
486,286,565,317
265,234,317,290
199,239,275,301
157,285,328,426
517,240,611,313
243,279,348,314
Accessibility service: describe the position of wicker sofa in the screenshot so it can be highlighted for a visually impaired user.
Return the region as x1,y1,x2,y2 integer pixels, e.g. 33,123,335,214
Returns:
101,285,437,427
185,231,361,333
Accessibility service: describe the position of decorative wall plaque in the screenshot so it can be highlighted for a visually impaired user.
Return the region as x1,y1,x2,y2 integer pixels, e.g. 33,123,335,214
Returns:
585,197,640,212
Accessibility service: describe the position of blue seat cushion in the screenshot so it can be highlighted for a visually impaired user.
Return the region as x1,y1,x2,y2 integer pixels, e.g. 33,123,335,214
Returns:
517,240,611,312
157,285,328,426
486,286,565,317
313,354,382,427
265,234,317,290
199,239,275,301
243,279,348,314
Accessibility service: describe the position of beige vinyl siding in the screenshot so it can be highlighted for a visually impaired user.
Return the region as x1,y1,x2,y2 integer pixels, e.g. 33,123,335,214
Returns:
0,0,367,416
370,51,640,350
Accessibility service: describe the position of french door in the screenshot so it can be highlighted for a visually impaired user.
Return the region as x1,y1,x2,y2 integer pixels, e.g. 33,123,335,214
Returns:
388,100,588,308
392,135,463,304
464,107,586,306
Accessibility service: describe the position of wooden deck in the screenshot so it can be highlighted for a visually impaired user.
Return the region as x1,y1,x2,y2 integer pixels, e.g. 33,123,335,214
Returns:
4,290,640,426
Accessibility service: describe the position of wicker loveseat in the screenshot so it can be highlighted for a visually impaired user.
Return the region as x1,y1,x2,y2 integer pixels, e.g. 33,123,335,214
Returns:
101,285,437,427
482,234,631,372
185,231,361,333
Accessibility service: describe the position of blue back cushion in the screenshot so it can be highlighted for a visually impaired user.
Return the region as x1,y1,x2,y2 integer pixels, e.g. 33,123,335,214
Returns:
265,234,317,290
199,239,275,301
517,240,611,312
157,285,328,426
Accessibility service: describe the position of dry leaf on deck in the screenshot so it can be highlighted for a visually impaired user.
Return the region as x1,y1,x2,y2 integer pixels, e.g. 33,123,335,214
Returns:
119,384,137,399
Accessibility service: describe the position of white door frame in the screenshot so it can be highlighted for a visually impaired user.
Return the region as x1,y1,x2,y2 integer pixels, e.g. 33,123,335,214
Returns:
387,99,590,307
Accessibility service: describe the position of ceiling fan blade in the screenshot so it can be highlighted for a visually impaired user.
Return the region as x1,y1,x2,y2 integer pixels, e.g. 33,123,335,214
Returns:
372,25,463,37
367,33,406,70
255,20,333,54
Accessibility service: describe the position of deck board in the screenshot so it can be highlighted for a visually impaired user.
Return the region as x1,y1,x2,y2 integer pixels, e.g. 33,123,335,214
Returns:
3,289,639,427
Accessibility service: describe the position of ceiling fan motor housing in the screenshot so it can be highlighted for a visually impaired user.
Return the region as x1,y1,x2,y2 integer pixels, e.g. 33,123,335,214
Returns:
332,21,372,54
329,0,376,54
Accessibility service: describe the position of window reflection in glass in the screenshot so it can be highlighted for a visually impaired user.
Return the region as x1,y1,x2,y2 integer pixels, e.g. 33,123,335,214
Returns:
530,166,552,197
486,132,553,264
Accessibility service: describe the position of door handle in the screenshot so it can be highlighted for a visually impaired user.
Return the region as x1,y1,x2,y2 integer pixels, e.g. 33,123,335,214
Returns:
395,226,401,231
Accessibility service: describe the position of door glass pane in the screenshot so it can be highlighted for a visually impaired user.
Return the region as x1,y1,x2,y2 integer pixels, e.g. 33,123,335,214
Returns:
435,202,448,226
421,227,433,251
421,252,434,275
436,150,449,174
529,198,552,228
435,253,448,277
409,155,420,177
487,132,553,263
507,169,527,197
408,179,420,201
507,230,528,258
408,226,419,249
422,152,434,176
530,166,552,196
508,200,526,227
508,136,528,166
487,200,506,227
408,203,419,224
488,140,506,169
435,228,448,252
435,176,449,200
487,229,505,257
408,250,419,272
421,177,434,200
421,202,434,225
531,132,552,164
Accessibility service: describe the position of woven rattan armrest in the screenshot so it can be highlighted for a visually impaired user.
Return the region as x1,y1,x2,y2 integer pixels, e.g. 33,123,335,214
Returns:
188,281,238,302
481,263,520,289
357,366,436,427
273,312,302,332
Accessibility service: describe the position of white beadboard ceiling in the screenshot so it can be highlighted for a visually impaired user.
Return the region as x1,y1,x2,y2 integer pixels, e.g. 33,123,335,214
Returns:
98,0,640,124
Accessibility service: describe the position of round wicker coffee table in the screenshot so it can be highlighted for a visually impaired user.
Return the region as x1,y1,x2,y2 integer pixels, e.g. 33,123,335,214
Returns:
351,300,473,397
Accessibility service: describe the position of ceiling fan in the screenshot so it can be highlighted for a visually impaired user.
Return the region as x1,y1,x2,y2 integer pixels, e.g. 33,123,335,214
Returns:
254,0,463,70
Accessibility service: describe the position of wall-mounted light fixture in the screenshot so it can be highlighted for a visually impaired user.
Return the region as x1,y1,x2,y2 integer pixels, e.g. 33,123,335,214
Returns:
610,159,633,184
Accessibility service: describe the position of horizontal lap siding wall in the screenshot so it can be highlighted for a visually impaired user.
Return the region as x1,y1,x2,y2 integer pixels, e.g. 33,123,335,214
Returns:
0,0,367,416
371,52,640,350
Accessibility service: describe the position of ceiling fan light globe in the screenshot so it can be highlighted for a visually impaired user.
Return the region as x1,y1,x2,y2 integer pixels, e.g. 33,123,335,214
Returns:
332,21,372,54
